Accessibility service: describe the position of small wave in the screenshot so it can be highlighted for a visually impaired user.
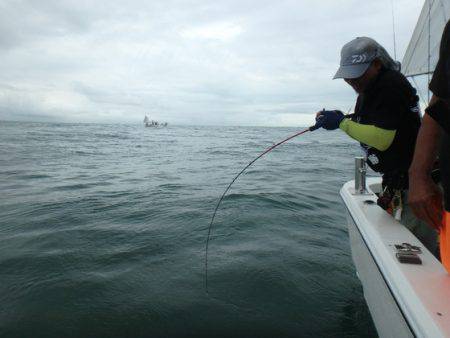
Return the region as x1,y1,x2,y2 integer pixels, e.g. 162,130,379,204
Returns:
93,133,130,140
2,170,22,176
72,150,106,156
206,149,247,156
157,183,187,190
1,183,30,191
16,174,52,180
50,181,113,191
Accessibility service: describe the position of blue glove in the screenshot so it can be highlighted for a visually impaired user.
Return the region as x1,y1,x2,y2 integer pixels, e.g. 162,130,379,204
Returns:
315,110,344,130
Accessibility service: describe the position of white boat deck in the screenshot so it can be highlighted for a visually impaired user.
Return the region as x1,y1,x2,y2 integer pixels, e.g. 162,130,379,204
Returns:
341,177,450,338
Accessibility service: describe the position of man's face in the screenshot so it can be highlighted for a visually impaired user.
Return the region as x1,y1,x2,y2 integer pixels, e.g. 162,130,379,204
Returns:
344,61,381,94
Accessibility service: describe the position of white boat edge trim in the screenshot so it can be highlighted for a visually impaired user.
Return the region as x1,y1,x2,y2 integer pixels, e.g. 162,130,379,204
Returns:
341,177,450,338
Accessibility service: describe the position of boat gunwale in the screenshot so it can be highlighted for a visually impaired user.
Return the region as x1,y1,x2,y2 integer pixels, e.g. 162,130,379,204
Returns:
340,177,449,338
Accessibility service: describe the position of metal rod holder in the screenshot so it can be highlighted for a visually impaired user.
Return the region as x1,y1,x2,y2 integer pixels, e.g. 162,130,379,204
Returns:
355,157,367,194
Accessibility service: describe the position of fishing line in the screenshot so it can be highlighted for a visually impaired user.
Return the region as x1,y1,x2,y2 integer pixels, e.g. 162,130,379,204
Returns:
204,125,319,293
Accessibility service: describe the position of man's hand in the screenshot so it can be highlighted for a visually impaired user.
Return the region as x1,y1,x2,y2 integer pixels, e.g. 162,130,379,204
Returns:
408,110,443,230
315,110,344,130
408,174,443,230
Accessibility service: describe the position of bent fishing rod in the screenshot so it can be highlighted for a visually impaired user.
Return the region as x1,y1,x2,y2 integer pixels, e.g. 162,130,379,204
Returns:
204,120,323,293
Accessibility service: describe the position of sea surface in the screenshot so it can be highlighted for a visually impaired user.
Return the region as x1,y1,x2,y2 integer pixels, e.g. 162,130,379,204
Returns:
0,121,377,338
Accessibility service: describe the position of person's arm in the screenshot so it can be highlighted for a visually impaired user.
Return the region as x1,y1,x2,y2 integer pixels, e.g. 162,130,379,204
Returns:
339,118,396,151
314,110,397,150
408,97,443,229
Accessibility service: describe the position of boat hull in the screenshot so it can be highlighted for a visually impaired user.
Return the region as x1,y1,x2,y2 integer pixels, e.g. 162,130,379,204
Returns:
341,177,450,338
346,208,413,338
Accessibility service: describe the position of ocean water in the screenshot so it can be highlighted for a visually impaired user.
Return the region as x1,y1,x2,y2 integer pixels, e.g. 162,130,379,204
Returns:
0,121,377,338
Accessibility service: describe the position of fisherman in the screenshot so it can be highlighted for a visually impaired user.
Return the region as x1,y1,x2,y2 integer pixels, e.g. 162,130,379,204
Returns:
315,37,438,254
409,20,450,270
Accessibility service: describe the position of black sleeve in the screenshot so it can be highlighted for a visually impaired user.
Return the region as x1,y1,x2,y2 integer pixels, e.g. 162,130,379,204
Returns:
429,20,450,99
428,20,450,133
426,99,450,134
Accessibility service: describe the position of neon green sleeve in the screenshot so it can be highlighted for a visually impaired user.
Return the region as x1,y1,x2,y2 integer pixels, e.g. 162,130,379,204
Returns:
339,118,396,151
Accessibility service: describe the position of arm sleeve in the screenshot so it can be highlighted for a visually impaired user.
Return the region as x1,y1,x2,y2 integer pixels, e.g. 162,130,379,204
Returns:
428,21,450,133
429,21,450,99
426,99,450,134
339,118,396,151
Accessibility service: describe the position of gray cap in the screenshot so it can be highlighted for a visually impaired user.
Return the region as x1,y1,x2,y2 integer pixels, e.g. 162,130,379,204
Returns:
333,37,380,79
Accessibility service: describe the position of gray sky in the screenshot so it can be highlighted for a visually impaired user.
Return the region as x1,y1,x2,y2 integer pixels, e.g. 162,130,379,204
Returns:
0,0,424,126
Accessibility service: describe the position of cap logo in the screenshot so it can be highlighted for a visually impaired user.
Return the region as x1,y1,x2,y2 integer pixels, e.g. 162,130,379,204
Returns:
351,54,367,64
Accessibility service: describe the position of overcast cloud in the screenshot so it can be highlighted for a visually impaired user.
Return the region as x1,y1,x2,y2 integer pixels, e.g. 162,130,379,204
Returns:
0,0,424,126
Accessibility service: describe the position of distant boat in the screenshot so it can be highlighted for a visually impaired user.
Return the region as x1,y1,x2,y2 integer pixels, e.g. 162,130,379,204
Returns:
144,115,167,128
